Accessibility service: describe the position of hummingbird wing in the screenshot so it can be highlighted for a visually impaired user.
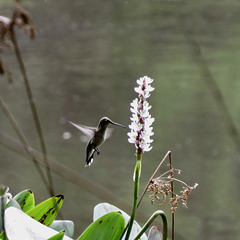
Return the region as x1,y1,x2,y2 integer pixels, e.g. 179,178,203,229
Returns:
105,128,114,140
68,121,96,138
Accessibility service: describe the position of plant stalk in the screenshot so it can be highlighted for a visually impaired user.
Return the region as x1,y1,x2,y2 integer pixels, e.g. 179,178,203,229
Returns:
168,152,174,240
133,210,168,240
125,152,142,240
9,25,55,197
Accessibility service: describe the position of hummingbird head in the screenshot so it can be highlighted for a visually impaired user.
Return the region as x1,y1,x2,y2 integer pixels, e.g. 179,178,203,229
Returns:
98,117,126,129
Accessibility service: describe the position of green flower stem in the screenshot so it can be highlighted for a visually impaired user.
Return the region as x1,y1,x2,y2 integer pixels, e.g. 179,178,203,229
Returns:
133,210,168,240
125,152,142,240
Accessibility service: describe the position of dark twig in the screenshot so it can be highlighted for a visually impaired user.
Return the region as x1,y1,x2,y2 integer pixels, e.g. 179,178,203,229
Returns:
0,96,49,189
137,151,175,240
137,151,171,208
8,24,55,196
168,152,175,240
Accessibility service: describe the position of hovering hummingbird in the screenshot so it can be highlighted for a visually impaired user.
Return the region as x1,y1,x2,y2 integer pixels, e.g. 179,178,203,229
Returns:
69,117,126,166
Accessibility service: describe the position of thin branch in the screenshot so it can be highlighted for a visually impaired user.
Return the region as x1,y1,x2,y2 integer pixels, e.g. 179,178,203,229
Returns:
160,176,192,189
137,151,171,208
155,168,181,180
0,96,49,190
168,152,175,240
8,25,55,196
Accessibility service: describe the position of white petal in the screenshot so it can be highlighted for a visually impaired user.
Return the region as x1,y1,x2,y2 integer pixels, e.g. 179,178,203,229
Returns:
143,144,153,152
129,121,141,131
130,113,139,122
5,207,73,240
139,109,149,118
145,85,155,92
145,116,155,126
130,98,139,111
134,86,143,95
142,91,151,99
136,77,144,86
143,102,151,111
143,76,154,84
127,131,137,140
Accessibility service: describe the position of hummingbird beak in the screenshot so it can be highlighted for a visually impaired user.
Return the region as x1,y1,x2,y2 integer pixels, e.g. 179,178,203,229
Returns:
111,122,126,128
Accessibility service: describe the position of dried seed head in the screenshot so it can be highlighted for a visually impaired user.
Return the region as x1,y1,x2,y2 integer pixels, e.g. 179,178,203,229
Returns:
0,16,11,45
12,7,35,39
148,170,198,213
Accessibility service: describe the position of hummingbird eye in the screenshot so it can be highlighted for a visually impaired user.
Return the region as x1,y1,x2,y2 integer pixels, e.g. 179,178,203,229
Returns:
102,118,111,124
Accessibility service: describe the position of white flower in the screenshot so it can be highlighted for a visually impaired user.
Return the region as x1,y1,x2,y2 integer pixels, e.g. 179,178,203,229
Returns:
136,76,154,85
130,98,139,113
128,76,155,153
130,113,138,122
143,101,152,111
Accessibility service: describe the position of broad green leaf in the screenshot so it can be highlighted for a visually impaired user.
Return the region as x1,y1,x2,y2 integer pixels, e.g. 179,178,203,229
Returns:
77,211,125,240
9,189,35,212
51,220,74,238
5,207,73,240
26,194,64,227
47,231,65,240
147,226,162,240
94,203,148,240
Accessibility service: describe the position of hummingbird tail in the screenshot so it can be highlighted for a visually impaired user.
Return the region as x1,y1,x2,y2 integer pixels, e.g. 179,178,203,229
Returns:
85,153,94,167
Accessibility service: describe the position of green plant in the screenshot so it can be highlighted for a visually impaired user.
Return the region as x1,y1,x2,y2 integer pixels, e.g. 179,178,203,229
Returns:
0,188,73,240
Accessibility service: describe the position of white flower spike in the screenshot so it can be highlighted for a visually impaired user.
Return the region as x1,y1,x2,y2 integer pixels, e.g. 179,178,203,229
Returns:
128,76,155,153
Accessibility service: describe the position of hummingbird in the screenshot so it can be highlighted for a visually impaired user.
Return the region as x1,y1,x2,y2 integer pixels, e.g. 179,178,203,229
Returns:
69,117,126,166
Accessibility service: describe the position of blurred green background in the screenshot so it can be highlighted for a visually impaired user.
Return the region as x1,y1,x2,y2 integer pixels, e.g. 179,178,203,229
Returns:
1,0,240,239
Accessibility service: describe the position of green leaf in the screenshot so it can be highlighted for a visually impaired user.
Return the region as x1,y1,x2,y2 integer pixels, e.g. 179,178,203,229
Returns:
47,230,65,240
77,211,125,240
26,194,64,227
94,203,148,240
9,189,35,212
51,220,74,238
